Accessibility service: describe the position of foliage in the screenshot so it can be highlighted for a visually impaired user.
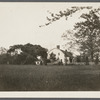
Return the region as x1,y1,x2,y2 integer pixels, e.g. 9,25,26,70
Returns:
61,30,78,52
49,52,56,62
40,6,100,61
76,56,81,62
74,10,100,61
0,54,8,64
85,56,89,65
39,6,97,56
65,49,73,57
0,43,48,65
0,47,7,55
95,55,99,65
39,6,92,27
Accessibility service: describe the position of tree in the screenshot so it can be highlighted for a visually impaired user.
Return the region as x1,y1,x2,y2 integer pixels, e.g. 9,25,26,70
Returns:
39,6,96,55
61,30,77,51
61,30,82,56
39,6,100,54
7,43,48,64
76,56,81,63
85,56,89,65
74,10,100,61
95,55,99,65
49,52,56,62
0,47,7,55
0,54,8,64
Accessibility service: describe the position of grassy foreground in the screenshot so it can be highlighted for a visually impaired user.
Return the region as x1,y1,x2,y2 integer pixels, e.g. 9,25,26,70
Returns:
0,64,100,91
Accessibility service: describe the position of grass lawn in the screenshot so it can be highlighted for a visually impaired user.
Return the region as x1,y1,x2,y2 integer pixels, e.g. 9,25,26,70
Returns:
0,64,100,91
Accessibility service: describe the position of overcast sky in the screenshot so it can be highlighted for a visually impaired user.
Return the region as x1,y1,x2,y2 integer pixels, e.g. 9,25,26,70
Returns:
0,3,100,53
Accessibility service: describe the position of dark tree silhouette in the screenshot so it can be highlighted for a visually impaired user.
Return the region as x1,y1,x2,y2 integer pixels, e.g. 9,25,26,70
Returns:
95,55,99,65
7,43,48,64
49,52,56,62
74,10,100,61
85,56,89,65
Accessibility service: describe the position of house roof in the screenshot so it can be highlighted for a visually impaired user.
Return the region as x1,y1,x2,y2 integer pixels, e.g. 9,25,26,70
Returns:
61,50,73,57
48,48,73,57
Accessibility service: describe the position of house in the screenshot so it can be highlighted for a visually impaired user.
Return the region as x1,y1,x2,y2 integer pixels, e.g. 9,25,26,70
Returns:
10,48,22,56
35,56,43,65
35,60,42,65
35,55,47,65
47,45,73,65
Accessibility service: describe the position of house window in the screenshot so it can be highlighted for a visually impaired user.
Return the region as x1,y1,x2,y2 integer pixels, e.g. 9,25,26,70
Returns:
58,53,60,55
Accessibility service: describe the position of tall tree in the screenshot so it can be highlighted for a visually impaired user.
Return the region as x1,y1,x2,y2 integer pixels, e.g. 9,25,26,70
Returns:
74,10,100,61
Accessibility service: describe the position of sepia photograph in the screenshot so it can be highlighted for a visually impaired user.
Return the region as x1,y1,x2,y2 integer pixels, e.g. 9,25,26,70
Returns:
0,2,100,92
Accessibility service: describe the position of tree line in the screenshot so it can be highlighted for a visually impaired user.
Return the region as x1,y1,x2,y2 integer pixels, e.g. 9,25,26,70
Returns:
0,43,47,65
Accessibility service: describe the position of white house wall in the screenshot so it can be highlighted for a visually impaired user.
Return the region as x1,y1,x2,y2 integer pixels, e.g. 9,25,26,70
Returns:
48,48,65,64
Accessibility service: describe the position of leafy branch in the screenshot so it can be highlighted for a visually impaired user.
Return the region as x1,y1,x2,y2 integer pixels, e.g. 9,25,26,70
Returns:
39,6,92,27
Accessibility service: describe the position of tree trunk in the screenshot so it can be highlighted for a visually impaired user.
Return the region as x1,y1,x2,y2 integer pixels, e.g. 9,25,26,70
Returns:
85,56,89,65
91,51,94,62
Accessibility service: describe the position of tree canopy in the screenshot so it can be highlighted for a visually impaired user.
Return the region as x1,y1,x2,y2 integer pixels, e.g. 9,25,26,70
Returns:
74,10,100,61
0,43,48,64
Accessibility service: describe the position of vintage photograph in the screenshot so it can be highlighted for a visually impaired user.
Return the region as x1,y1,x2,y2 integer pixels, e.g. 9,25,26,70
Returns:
0,2,100,91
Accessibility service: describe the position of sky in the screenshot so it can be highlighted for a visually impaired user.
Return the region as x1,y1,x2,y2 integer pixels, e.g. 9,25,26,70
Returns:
0,2,100,54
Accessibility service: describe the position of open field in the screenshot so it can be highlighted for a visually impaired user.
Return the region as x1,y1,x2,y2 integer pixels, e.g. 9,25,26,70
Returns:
0,64,100,91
